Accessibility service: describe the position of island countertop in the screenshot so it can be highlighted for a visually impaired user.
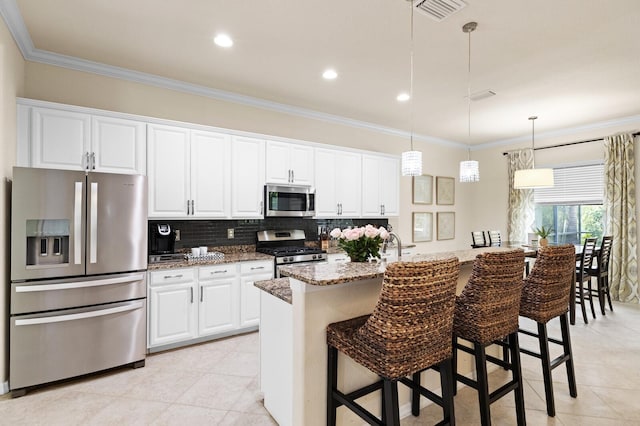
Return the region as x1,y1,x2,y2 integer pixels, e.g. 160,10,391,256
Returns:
278,246,523,286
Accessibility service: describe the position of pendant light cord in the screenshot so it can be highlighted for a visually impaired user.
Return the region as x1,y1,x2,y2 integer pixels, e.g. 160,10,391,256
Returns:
409,3,414,152
466,25,471,160
529,116,537,168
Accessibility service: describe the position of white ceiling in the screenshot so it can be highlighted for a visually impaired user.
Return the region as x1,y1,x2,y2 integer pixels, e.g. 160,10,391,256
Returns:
5,0,640,146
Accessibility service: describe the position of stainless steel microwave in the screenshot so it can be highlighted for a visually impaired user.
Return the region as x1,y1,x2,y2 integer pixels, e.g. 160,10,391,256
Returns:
264,184,315,217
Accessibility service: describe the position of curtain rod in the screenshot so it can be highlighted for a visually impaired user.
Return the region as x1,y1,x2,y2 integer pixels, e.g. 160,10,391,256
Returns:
502,131,640,156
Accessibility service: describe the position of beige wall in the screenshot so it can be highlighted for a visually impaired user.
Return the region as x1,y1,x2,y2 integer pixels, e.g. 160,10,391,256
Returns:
0,17,25,387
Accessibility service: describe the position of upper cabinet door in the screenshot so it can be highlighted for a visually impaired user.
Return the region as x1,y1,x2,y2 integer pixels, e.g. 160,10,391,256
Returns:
191,130,231,218
314,148,361,218
361,154,399,217
92,116,146,175
31,107,91,171
265,141,314,185
231,136,265,218
147,124,190,218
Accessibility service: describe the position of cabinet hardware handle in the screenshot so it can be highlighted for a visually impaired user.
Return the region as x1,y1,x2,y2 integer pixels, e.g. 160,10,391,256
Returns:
186,199,190,215
190,287,194,303
291,170,294,182
200,286,203,302
83,152,89,170
163,274,183,279
191,200,195,215
90,152,96,170
336,203,340,215
251,266,265,270
211,270,227,274
382,204,385,215
288,169,292,183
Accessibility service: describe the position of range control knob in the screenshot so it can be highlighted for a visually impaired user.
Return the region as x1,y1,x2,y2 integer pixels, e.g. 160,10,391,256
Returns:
312,254,317,260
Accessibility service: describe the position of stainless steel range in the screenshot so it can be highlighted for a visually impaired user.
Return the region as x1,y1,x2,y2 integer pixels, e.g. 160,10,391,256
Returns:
256,230,326,273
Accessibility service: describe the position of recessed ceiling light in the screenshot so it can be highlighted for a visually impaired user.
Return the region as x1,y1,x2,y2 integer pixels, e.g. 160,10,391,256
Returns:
397,93,410,102
214,34,233,48
322,69,338,80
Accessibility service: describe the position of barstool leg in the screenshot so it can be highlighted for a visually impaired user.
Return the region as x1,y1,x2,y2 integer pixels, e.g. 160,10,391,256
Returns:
560,314,578,398
452,336,458,396
382,379,400,426
473,343,492,426
411,372,420,416
597,276,606,315
537,322,556,417
327,346,338,426
508,332,526,426
440,358,456,426
605,276,614,311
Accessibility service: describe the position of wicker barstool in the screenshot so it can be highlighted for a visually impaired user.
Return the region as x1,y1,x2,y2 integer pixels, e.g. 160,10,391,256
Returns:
518,244,577,417
327,258,459,426
452,249,526,426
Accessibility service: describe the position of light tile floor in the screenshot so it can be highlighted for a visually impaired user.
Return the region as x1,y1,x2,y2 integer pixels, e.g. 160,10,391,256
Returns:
1,301,639,425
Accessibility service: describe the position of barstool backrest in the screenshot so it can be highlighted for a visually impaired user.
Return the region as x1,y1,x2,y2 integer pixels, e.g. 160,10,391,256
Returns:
578,238,598,277
454,249,525,345
520,245,576,323
357,258,458,378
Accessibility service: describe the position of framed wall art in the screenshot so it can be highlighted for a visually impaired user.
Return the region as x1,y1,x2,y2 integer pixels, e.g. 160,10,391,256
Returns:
437,212,455,240
436,176,455,205
412,212,433,242
412,174,433,204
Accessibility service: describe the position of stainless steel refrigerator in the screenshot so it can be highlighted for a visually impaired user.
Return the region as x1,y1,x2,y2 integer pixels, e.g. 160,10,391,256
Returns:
10,167,148,396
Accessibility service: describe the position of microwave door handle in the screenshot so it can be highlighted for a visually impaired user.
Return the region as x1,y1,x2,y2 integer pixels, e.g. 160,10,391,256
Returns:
89,182,98,264
74,181,83,264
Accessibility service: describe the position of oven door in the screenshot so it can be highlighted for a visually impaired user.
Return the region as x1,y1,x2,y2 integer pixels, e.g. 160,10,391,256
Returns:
264,185,315,217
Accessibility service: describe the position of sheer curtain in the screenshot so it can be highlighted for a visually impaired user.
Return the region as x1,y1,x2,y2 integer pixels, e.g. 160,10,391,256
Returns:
507,149,535,243
604,133,639,303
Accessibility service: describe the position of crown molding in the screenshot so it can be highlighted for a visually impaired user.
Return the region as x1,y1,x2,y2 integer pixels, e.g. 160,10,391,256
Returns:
474,114,640,151
0,0,464,150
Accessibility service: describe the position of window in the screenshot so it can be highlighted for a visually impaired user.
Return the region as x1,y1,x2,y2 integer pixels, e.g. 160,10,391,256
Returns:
534,164,605,245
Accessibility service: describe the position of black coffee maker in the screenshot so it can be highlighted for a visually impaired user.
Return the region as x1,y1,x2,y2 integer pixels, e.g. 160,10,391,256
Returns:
150,224,176,254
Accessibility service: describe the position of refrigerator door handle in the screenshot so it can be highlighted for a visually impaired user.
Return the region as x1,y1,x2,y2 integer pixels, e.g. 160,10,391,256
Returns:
89,182,98,264
14,301,144,326
74,181,83,264
15,273,146,293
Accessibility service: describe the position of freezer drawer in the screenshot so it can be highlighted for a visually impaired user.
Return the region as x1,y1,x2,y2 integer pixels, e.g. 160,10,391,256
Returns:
10,299,146,390
11,272,146,315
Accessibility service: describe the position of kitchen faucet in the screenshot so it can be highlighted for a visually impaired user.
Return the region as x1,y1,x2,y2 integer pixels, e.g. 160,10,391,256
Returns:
382,232,402,259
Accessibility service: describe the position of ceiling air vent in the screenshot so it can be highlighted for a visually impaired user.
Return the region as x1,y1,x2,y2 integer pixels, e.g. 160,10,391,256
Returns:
413,0,467,22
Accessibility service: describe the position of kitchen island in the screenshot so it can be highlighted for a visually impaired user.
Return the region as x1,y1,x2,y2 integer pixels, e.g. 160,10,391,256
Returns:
256,246,522,426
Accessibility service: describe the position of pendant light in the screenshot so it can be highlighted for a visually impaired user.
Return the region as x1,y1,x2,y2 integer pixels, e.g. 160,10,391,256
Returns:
401,0,422,177
459,21,480,183
513,116,554,188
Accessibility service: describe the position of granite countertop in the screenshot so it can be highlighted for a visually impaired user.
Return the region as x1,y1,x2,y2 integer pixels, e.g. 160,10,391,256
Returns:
279,246,522,286
254,278,292,304
148,251,273,270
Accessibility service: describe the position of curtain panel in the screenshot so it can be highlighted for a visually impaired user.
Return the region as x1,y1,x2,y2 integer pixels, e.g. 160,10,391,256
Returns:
507,150,535,243
604,133,639,303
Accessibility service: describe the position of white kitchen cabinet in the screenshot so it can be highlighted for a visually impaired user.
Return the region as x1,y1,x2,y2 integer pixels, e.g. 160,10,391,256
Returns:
147,124,231,218
314,148,362,218
265,141,314,185
198,264,238,336
26,105,146,174
361,154,400,217
239,260,274,327
147,124,190,217
231,136,266,218
148,269,198,347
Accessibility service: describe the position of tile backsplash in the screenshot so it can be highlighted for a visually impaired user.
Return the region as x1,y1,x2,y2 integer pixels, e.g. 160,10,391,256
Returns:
148,218,389,250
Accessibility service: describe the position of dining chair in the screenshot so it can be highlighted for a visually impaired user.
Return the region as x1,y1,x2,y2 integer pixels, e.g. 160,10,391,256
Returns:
588,236,614,315
575,237,598,324
487,230,502,247
471,231,487,248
